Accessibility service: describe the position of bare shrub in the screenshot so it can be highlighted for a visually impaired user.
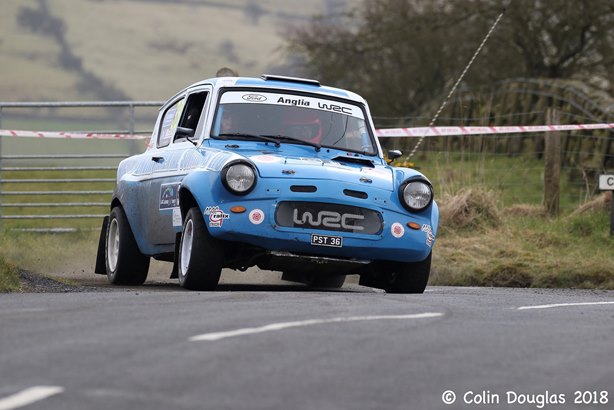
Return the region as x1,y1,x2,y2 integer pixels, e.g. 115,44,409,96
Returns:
439,188,501,230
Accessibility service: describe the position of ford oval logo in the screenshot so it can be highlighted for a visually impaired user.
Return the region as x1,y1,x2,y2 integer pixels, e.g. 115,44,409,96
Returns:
242,94,267,102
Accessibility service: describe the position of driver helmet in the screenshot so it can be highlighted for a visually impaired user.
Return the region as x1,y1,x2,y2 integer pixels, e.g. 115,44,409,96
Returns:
282,109,323,143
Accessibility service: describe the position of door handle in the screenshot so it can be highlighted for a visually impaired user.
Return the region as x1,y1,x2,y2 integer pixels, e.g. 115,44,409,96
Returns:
151,156,164,163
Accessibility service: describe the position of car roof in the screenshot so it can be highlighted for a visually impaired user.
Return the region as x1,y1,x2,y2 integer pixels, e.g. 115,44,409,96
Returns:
172,75,367,105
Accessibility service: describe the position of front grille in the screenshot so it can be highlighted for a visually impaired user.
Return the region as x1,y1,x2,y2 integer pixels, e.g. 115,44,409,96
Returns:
343,189,368,199
291,185,317,193
276,201,383,234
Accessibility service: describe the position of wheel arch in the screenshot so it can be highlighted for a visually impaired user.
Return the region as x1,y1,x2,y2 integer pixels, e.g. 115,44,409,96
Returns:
179,187,199,222
108,196,151,257
110,197,122,212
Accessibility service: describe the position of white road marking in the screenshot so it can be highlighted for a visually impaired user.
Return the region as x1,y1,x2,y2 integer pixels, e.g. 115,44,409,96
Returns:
190,312,444,342
517,301,614,311
0,386,64,410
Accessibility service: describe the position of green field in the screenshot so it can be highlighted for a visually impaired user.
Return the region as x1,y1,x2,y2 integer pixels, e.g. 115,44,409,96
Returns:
1,0,331,102
415,152,591,212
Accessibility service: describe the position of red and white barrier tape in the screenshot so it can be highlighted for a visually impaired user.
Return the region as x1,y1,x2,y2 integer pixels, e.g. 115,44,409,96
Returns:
0,130,149,140
375,123,614,137
1,123,613,140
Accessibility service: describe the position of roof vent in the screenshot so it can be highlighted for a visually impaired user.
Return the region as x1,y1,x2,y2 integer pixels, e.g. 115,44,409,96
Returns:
261,74,320,87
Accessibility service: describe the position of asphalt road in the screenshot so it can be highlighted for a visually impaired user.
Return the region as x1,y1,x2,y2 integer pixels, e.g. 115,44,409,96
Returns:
0,283,613,410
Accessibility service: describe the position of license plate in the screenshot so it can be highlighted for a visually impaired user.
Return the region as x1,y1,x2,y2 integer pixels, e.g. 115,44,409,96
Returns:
310,234,343,248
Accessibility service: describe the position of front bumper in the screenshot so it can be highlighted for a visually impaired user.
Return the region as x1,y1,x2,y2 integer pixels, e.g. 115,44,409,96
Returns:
201,197,436,264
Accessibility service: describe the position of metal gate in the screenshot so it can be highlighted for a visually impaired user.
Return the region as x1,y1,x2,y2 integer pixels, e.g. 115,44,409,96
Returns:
0,100,162,231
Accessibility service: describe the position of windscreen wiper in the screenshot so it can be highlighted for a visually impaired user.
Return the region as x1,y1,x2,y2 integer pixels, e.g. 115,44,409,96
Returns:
264,135,321,152
217,133,281,147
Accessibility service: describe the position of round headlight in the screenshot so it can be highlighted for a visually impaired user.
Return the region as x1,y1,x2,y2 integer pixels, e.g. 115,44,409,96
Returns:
400,180,433,211
222,162,256,195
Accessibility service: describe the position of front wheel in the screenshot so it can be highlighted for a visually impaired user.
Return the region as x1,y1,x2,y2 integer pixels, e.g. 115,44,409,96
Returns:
105,206,150,285
385,253,431,294
178,207,223,290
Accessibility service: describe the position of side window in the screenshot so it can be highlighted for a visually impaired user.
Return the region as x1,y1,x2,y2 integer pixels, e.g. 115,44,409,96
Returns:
157,98,185,148
176,91,208,142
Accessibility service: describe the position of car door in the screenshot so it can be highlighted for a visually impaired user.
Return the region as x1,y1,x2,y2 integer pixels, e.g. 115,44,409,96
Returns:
145,87,212,247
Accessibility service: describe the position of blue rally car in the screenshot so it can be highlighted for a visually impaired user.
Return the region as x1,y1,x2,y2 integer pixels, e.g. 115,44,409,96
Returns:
94,74,438,293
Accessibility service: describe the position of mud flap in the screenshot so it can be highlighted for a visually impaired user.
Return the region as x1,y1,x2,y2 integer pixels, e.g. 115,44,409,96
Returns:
170,232,181,279
94,216,109,275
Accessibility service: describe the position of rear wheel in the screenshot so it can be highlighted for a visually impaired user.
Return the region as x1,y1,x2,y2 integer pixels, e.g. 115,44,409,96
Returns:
178,207,223,290
385,253,431,294
105,206,150,285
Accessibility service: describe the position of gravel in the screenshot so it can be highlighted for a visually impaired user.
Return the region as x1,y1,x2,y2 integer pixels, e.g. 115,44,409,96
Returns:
18,270,109,293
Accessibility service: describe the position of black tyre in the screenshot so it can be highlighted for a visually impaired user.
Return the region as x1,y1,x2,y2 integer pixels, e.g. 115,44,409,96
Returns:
178,207,224,290
385,253,431,294
105,206,150,285
311,275,346,289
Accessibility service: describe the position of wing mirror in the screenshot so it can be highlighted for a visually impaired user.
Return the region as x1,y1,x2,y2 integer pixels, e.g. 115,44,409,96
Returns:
175,126,195,138
175,127,197,146
387,150,402,163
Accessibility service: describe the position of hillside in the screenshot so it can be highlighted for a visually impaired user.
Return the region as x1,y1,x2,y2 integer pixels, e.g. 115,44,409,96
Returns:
0,0,345,102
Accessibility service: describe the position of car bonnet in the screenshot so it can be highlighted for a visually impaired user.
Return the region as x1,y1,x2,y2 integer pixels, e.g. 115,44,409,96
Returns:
248,153,394,191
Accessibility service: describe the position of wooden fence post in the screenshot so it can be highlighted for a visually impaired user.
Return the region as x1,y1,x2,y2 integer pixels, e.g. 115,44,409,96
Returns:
544,108,561,216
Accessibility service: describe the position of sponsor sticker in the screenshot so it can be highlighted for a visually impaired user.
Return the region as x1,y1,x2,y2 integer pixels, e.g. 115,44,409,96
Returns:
391,222,405,238
160,183,180,210
249,209,265,225
172,208,182,227
250,155,280,163
219,91,365,120
422,224,435,247
242,93,267,102
205,206,230,228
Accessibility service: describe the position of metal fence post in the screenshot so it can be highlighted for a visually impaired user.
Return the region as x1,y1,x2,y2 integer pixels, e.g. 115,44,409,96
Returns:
129,104,135,135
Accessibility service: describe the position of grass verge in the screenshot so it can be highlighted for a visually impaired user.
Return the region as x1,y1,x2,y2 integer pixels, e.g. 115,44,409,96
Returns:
0,189,613,291
431,189,614,289
0,256,20,292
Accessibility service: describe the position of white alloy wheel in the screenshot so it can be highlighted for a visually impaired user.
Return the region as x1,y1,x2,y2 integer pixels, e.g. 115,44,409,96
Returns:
107,217,120,272
178,207,223,290
104,206,149,285
181,218,194,277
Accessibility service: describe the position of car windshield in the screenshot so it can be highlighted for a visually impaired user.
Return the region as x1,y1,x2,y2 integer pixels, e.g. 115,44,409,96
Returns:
211,90,377,155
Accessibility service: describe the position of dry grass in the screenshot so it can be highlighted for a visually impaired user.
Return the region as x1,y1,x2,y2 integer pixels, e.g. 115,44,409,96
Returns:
571,191,611,215
432,188,614,289
503,204,547,218
438,188,502,231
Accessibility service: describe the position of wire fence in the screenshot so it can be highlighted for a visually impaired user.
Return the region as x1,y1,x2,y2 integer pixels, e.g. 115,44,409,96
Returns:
378,113,614,214
1,102,613,231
